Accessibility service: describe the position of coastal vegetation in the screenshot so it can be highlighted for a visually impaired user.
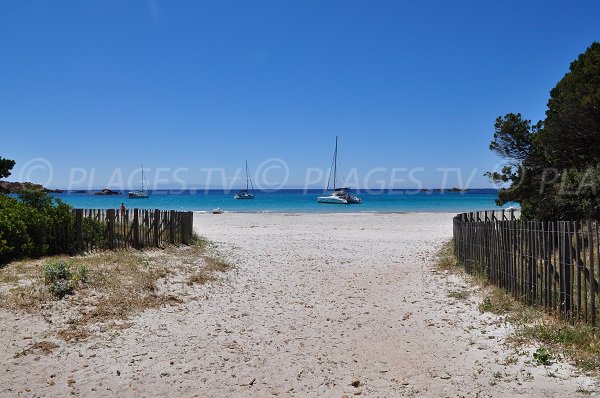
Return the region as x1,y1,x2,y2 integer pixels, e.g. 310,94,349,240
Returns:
0,157,194,264
0,242,233,345
447,42,600,375
0,157,228,347
43,259,89,298
438,241,600,374
0,156,76,263
0,187,74,264
486,42,600,220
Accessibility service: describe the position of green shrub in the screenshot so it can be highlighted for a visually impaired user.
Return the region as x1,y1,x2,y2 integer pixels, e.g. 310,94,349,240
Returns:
42,259,88,299
43,259,72,283
72,264,89,284
43,260,74,298
48,278,74,298
19,189,75,254
0,195,49,263
0,231,7,259
0,191,75,264
533,347,553,365
82,218,108,249
19,189,54,210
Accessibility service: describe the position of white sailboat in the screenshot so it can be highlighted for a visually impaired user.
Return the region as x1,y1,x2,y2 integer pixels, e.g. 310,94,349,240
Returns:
234,160,255,199
317,137,362,204
128,165,150,199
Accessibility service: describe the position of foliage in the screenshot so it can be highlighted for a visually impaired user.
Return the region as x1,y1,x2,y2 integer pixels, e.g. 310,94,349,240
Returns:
82,218,108,249
43,259,88,299
0,156,15,179
19,189,54,209
43,260,74,298
0,195,49,263
71,264,89,284
449,238,600,373
43,259,72,283
533,347,553,366
0,231,7,259
487,42,600,220
0,191,75,264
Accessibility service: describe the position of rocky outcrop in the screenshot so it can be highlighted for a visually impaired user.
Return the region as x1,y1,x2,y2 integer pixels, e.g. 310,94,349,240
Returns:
93,188,121,196
0,181,64,194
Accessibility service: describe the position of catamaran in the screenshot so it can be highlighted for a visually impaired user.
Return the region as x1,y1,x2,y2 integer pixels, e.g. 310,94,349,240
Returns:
234,160,255,199
317,137,362,204
128,165,150,199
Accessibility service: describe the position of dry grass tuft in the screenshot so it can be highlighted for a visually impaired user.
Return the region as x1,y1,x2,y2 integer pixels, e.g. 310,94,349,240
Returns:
436,241,460,271
478,288,520,315
0,261,38,284
186,241,234,286
14,341,59,358
187,271,216,285
448,290,470,300
57,325,92,343
76,251,174,323
0,285,52,312
0,235,233,343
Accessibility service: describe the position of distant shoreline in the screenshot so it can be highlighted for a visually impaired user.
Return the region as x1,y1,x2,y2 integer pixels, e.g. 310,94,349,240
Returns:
3,185,501,194
6,188,515,214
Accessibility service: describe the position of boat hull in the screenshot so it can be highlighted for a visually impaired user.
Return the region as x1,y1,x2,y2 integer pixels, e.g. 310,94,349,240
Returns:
317,195,348,204
128,191,150,199
345,196,362,204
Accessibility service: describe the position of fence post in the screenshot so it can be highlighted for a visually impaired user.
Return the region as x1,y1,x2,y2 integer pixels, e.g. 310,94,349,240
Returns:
589,221,596,326
153,209,160,247
133,208,140,249
106,209,116,250
169,210,176,244
186,211,193,244
74,209,83,253
574,221,582,321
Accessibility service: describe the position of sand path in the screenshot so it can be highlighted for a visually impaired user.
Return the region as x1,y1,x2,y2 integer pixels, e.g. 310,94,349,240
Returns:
190,212,595,397
0,212,595,397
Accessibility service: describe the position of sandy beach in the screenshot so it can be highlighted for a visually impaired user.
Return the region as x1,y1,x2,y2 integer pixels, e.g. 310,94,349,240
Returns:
1,212,596,397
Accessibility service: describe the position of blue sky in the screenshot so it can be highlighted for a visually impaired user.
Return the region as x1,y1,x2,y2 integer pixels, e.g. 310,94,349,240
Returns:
1,1,599,189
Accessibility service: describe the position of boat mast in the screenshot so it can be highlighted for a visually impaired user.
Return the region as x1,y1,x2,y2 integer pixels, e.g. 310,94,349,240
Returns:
245,160,249,191
141,165,144,191
333,136,338,190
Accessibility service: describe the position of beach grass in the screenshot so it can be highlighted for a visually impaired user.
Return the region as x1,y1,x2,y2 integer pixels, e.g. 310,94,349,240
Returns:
0,236,233,342
436,241,460,271
439,239,600,374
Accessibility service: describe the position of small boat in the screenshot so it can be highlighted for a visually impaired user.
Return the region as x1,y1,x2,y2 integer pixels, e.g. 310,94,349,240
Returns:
317,137,362,204
318,187,362,204
128,165,150,199
212,208,223,214
234,160,255,199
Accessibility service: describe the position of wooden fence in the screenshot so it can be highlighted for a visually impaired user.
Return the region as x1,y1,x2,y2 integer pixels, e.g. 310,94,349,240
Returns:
50,208,194,254
453,210,600,325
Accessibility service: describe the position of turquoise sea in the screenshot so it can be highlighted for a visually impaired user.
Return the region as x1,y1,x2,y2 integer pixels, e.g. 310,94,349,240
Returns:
46,189,514,213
